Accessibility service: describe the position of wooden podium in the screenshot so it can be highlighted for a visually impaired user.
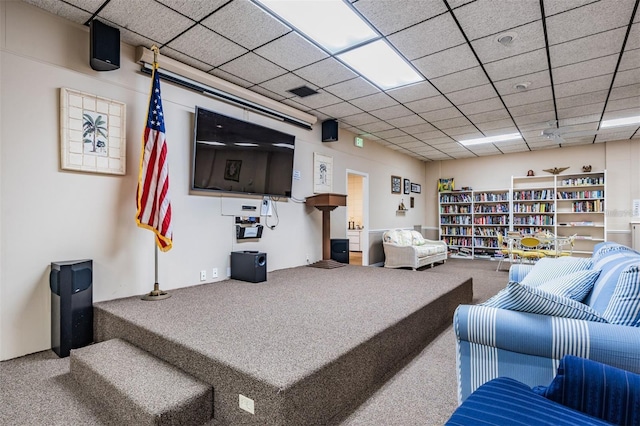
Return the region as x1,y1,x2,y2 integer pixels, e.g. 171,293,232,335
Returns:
305,193,347,269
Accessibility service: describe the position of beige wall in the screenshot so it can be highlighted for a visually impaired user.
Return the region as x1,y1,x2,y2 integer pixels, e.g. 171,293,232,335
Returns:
0,1,427,360
425,141,640,243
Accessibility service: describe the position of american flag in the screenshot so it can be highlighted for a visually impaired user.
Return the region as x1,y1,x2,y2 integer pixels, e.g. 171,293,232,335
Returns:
136,64,173,251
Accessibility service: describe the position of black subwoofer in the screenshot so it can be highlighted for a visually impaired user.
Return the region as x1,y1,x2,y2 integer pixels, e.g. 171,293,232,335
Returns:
231,251,267,283
330,238,349,264
50,259,93,358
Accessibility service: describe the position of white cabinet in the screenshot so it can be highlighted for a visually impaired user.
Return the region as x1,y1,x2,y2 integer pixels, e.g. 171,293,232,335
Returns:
348,230,362,252
632,222,640,251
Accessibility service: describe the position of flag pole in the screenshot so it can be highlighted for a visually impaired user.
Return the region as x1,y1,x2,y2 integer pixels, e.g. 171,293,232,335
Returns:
140,44,171,301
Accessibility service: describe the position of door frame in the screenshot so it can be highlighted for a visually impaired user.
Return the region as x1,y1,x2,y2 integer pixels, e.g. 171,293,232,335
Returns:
346,169,369,266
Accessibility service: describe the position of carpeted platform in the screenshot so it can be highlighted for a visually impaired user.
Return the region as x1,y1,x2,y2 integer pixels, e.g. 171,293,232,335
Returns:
93,264,472,425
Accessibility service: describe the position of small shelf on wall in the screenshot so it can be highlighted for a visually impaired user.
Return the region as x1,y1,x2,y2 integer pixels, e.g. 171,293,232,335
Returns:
396,209,408,215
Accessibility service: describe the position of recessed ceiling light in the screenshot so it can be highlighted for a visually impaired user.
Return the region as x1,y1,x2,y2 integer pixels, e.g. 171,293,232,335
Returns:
513,81,531,91
496,32,518,46
459,133,522,146
600,115,640,128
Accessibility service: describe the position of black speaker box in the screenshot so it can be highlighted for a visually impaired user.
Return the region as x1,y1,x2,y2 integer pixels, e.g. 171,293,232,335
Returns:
50,259,93,358
90,20,120,71
231,251,267,283
330,238,349,264
322,119,338,142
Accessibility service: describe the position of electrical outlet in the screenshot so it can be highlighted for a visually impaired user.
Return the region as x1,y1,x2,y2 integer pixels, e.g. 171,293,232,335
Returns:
212,268,218,278
200,270,206,281
239,394,254,414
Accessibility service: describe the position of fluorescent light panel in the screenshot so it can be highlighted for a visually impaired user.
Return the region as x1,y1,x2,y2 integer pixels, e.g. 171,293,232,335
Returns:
601,115,640,128
459,133,522,146
255,0,376,53
337,40,423,90
253,0,423,90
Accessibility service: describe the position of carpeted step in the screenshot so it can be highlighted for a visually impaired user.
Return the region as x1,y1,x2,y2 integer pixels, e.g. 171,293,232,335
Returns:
70,338,212,426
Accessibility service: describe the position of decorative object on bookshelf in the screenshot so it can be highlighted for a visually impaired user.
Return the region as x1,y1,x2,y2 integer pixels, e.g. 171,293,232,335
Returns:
404,178,410,194
582,165,592,172
438,178,455,192
399,199,406,210
411,183,421,193
543,166,569,175
391,175,401,194
527,170,535,176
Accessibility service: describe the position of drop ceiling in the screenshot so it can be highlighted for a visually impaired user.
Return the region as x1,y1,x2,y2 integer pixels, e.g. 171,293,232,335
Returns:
23,0,640,161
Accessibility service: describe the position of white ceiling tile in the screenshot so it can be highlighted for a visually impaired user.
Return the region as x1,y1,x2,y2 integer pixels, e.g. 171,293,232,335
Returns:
405,96,454,114
419,107,463,122
557,115,600,128
255,33,328,71
447,84,497,106
546,0,635,45
209,68,253,88
467,108,511,123
550,28,626,67
370,105,414,120
452,0,540,41
458,98,505,116
349,92,398,111
399,123,437,134
340,112,379,127
556,91,608,110
167,25,247,67
316,102,363,119
249,85,285,101
358,121,395,133
388,13,466,60
508,100,555,117
413,131,450,141
503,86,553,107
372,128,407,139
553,55,618,84
295,58,358,88
258,73,317,98
218,52,287,84
484,49,548,81
386,114,429,128
413,44,479,79
162,47,213,72
604,97,640,114
353,0,447,35
513,110,557,126
609,83,640,100
447,126,481,136
324,78,380,100
626,22,640,50
387,81,441,103
557,104,606,120
201,1,289,49
388,135,421,145
159,0,228,21
543,0,599,17
430,67,491,93
100,0,194,44
554,75,613,99
613,69,640,87
493,70,551,97
431,116,473,130
477,119,518,132
471,20,546,63
23,0,95,23
286,90,342,109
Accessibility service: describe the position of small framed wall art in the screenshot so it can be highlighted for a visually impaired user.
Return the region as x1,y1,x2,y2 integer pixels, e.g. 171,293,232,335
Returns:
411,183,421,194
313,152,333,193
391,175,401,194
404,178,411,194
60,87,126,175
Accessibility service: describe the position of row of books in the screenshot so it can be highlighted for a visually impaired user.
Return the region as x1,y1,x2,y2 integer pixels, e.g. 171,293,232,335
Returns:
474,204,509,213
558,176,604,186
557,190,604,199
440,216,472,225
474,193,509,202
512,215,554,226
474,216,509,225
513,202,555,213
440,205,471,214
440,193,472,203
441,226,472,235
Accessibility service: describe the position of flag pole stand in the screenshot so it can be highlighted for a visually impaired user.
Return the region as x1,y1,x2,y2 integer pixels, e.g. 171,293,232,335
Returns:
141,243,171,301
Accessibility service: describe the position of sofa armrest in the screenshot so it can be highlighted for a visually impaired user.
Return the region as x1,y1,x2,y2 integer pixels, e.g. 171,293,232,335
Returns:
455,304,640,373
508,264,535,282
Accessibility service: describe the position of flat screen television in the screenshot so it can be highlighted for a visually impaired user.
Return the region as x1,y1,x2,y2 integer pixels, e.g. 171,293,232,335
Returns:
191,106,296,197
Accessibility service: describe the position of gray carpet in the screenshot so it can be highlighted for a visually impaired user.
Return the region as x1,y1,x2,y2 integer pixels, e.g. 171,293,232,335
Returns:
0,259,507,425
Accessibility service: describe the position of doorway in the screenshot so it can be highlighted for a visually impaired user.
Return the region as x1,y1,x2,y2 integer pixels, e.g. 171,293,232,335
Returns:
346,170,369,266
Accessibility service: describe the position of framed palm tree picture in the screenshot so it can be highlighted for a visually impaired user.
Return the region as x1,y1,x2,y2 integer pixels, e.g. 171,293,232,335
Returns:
60,88,126,175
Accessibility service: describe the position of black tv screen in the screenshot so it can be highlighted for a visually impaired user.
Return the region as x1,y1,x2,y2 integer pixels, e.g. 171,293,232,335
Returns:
191,107,296,197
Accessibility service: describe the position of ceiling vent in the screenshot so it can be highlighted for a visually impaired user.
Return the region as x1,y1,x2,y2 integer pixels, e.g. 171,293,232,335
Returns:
288,86,319,98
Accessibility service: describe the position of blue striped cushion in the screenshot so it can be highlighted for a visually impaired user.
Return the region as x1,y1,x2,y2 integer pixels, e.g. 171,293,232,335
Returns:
601,264,640,326
533,355,640,425
482,281,607,322
520,257,592,288
536,269,601,301
446,376,612,425
585,245,640,313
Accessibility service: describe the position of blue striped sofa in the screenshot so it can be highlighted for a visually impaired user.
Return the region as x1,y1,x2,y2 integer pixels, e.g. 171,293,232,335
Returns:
454,242,640,403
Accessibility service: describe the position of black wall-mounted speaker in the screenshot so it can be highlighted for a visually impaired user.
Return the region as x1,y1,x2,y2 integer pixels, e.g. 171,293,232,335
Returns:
231,251,267,283
50,259,93,358
322,119,338,142
90,20,120,71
